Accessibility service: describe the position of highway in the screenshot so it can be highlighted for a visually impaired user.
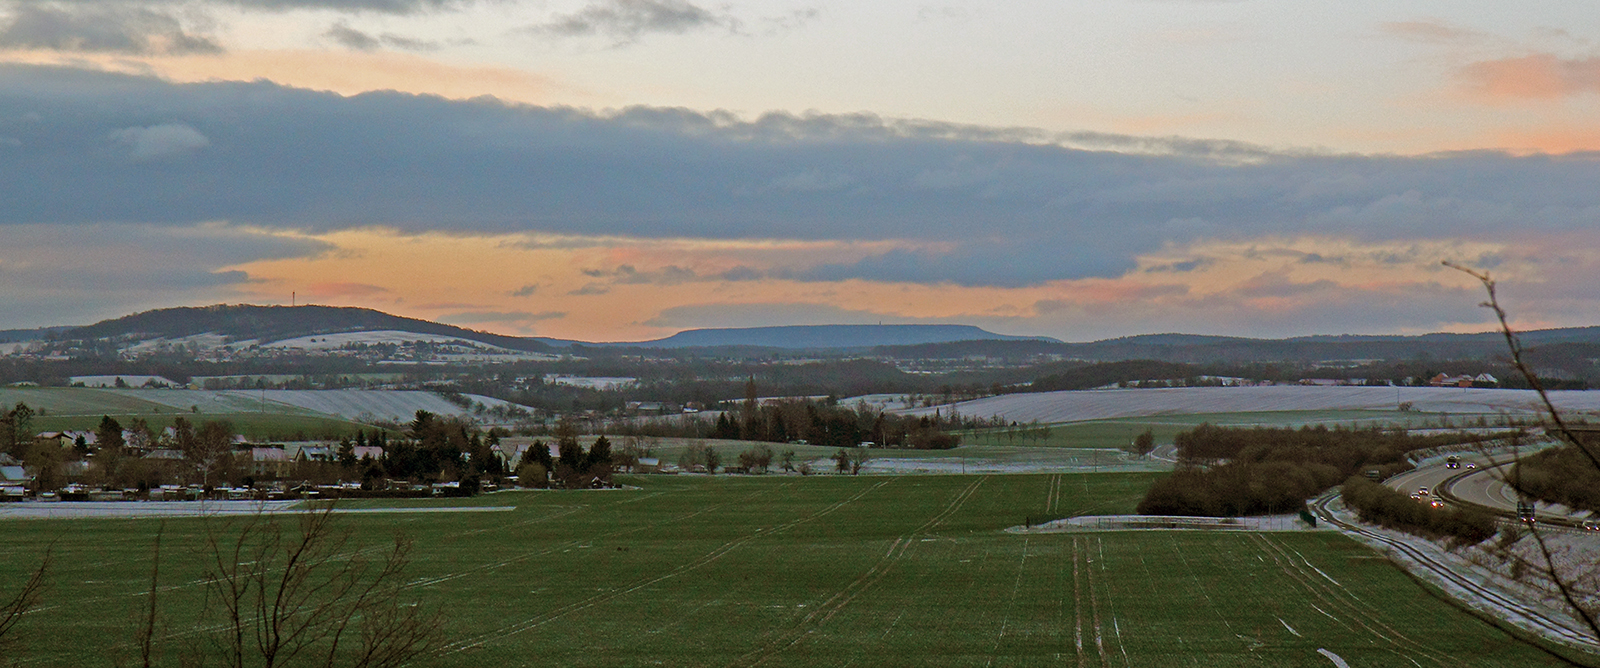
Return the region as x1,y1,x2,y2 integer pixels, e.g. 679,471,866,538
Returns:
1384,453,1494,502
1388,452,1595,528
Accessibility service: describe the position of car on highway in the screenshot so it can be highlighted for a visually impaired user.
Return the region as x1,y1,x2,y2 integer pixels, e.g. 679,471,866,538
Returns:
1417,487,1429,496
1430,499,1445,508
1585,521,1600,532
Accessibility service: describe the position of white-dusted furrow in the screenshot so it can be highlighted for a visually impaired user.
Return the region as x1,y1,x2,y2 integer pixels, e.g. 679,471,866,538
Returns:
893,386,1600,424
112,389,521,422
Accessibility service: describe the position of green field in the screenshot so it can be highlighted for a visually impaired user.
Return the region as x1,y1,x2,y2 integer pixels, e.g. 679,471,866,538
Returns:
630,438,1164,474
1,473,1583,667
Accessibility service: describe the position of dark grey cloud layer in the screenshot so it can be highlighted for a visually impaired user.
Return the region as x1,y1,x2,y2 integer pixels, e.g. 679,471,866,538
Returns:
530,0,729,42
324,21,437,50
0,4,220,54
3,64,1599,288
6,0,465,15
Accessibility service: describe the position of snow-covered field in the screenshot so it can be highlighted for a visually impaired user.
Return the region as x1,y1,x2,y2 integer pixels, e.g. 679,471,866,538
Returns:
547,376,637,390
110,389,521,422
263,330,498,350
895,385,1600,423
122,332,238,355
71,375,182,388
263,330,561,361
0,501,516,520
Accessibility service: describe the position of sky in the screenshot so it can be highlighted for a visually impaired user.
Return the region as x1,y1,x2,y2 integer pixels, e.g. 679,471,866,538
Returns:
2,0,1599,342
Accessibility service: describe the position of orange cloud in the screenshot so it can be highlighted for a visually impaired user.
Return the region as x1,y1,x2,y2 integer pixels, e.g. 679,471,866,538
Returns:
1379,20,1481,44
0,48,581,106
1459,54,1600,101
1483,124,1600,154
305,282,390,298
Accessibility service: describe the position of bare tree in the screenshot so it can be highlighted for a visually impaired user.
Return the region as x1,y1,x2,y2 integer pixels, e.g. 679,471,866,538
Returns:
180,504,443,668
0,549,50,660
1446,261,1600,642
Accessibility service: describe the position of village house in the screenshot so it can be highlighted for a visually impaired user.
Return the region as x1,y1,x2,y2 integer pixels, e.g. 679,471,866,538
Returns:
247,447,291,479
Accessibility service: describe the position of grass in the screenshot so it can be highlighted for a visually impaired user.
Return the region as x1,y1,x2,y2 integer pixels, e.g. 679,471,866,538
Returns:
1,473,1585,667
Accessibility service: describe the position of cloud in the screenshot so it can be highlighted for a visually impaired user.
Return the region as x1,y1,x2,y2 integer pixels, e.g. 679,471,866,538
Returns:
306,281,389,297
1143,258,1212,273
1459,54,1600,100
11,0,468,15
0,4,221,54
568,283,610,295
226,0,464,12
642,302,923,329
324,21,437,51
529,0,730,43
108,123,211,160
0,221,328,327
4,64,1600,292
583,263,703,285
1379,20,1482,44
440,310,564,323
508,284,540,297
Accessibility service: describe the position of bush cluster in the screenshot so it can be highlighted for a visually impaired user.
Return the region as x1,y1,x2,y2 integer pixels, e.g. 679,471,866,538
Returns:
1341,476,1498,545
1509,444,1600,514
1137,423,1508,517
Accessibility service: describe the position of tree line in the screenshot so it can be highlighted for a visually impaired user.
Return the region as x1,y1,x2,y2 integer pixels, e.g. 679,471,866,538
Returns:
702,391,961,449
1506,441,1600,514
1340,476,1498,545
512,420,615,489
1137,423,1513,517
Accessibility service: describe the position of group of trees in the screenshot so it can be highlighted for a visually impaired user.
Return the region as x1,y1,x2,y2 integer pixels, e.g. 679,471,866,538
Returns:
1505,441,1600,514
1,401,38,458
516,422,614,489
369,411,503,491
1340,476,1498,545
703,393,962,450
4,403,519,494
1137,423,1511,517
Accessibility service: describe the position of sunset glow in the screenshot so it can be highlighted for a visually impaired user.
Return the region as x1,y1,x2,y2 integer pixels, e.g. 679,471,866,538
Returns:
3,1,1599,339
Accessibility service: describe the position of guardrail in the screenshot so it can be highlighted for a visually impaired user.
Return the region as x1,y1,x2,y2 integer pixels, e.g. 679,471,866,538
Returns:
1435,462,1594,534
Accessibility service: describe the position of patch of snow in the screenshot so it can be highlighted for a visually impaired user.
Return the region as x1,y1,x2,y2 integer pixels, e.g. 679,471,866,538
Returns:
896,385,1600,423
122,332,235,354
546,375,637,390
1010,514,1316,534
71,375,181,388
106,389,524,423
1316,648,1350,668
263,330,511,351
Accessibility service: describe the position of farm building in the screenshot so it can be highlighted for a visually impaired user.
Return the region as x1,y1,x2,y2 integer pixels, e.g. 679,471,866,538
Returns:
247,448,291,479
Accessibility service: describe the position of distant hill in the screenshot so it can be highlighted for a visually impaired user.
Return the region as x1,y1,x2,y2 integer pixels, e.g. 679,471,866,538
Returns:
0,326,75,343
33,303,1600,362
66,305,555,352
1287,326,1600,345
609,324,1058,350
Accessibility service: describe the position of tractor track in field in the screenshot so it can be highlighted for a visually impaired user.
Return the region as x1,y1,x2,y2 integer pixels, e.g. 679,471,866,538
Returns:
1311,493,1600,651
1093,537,1131,668
1251,533,1446,667
730,476,989,667
440,479,894,656
985,536,1030,667
1072,538,1086,667
1079,536,1112,668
